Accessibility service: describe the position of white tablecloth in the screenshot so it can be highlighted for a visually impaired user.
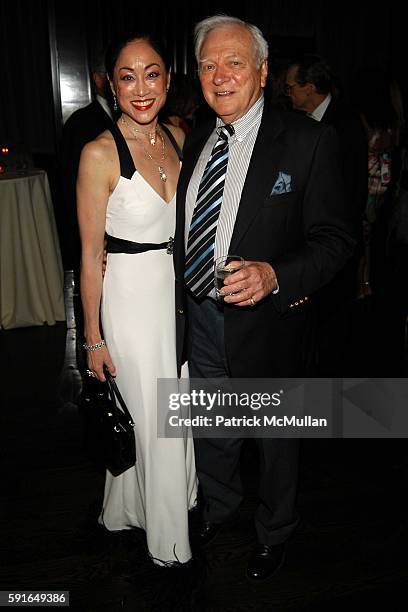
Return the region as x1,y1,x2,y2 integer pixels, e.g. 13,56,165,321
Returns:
0,171,66,329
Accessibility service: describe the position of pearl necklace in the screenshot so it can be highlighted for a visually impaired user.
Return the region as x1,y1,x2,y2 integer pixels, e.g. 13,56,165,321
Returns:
121,116,167,182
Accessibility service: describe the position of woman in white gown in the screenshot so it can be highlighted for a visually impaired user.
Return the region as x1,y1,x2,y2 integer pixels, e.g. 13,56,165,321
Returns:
77,33,197,566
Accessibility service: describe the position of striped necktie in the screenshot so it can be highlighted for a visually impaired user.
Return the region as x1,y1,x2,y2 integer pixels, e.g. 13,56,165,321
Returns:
184,124,234,299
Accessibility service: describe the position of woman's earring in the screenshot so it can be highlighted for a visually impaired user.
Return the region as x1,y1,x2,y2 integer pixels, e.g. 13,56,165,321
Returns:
113,94,118,112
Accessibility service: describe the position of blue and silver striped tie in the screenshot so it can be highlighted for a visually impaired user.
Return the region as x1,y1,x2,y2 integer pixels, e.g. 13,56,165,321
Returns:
184,124,234,299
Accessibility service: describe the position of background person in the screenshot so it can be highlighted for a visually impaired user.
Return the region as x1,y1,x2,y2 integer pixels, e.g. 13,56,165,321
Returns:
285,54,367,375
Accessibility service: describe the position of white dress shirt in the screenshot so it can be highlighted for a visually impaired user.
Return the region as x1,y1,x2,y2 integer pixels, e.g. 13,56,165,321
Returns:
308,92,332,122
185,96,264,297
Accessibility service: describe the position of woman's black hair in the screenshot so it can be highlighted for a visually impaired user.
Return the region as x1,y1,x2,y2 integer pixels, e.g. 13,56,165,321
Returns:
105,32,170,80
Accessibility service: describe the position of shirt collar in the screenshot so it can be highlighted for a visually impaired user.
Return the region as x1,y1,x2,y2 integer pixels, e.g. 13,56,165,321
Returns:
309,92,332,122
216,94,264,142
96,94,113,120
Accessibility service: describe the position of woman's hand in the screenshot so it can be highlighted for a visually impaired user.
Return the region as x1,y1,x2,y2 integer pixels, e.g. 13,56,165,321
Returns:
86,345,116,382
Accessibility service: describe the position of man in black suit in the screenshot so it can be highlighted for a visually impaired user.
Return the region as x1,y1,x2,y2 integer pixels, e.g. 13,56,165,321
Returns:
286,55,367,375
60,57,115,378
60,57,114,272
174,16,355,580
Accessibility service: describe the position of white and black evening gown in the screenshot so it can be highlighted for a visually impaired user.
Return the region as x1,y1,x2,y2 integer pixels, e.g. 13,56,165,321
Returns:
99,123,197,565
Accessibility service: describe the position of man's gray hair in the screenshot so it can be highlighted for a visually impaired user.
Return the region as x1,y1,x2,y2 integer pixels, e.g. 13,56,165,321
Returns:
194,14,268,68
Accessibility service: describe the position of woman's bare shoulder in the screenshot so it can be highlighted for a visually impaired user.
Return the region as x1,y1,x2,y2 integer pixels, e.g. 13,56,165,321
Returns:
82,129,113,156
80,130,118,170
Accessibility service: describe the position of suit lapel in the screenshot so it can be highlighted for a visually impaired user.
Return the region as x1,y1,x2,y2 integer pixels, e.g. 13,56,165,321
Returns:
93,99,114,127
175,121,214,268
229,108,286,253
177,109,287,261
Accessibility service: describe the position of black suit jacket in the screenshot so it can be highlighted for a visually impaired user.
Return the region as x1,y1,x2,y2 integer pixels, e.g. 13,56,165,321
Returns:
321,98,367,228
60,100,114,269
315,98,368,313
174,105,356,377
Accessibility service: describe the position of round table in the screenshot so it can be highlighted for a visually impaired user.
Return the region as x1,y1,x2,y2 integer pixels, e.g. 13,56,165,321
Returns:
0,170,66,329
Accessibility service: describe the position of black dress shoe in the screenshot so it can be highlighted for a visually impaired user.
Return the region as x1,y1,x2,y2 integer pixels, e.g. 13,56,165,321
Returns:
196,521,221,547
246,543,286,581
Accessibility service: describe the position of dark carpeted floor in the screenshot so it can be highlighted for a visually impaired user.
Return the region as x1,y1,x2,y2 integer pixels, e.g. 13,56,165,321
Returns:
0,280,407,611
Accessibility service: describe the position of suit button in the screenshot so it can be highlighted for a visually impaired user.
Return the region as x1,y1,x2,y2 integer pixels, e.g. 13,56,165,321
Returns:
177,309,184,315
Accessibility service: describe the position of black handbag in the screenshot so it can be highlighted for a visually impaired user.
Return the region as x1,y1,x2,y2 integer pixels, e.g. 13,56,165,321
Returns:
81,370,136,476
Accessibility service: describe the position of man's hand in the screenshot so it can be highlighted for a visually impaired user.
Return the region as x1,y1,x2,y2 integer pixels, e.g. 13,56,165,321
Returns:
221,260,278,306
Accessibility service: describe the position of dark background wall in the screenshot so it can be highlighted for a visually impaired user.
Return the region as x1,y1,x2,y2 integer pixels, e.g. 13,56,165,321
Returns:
0,0,56,155
0,1,404,158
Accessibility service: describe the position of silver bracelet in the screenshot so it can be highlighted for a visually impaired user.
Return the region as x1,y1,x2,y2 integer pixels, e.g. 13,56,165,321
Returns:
83,339,106,351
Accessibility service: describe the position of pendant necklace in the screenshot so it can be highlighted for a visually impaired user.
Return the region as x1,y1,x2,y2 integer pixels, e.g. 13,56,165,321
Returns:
121,116,167,182
121,115,157,145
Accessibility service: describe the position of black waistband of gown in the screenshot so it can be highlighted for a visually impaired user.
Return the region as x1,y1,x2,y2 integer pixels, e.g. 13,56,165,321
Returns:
106,234,174,254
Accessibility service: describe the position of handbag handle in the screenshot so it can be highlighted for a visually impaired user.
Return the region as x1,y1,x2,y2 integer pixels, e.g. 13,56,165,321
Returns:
104,369,135,426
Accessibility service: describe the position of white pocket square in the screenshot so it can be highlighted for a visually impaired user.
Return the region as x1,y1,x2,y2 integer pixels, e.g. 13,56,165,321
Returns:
271,172,292,195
